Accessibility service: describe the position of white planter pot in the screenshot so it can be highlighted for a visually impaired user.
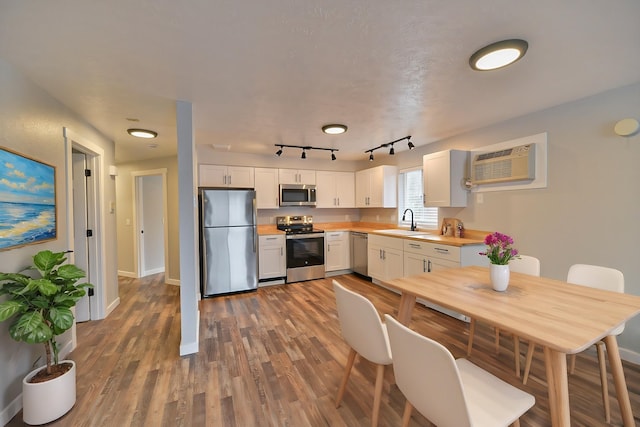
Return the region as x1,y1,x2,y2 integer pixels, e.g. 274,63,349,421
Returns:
490,264,510,292
22,360,76,425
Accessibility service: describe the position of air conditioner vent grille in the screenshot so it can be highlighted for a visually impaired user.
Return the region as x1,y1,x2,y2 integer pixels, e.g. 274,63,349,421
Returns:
471,143,535,185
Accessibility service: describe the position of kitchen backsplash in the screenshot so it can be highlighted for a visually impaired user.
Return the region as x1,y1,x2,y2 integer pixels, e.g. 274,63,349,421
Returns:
257,207,361,225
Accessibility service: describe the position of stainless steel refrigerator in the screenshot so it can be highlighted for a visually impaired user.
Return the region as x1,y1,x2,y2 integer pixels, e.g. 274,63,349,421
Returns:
199,188,258,297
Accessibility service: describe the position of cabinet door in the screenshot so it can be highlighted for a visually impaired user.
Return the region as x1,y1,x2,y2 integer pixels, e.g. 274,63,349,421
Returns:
199,165,227,187
326,239,345,271
227,166,254,188
259,236,285,279
427,257,459,272
278,169,299,184
298,169,316,185
384,247,404,280
368,243,384,279
423,150,467,207
255,168,279,209
368,167,384,207
315,171,337,208
355,169,370,207
335,172,355,207
404,252,428,276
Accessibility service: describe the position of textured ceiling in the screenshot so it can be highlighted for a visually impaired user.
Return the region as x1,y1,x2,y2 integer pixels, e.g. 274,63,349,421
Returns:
1,1,639,162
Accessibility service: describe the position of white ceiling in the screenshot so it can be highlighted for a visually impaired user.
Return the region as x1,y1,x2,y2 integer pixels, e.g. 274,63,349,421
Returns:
1,1,639,163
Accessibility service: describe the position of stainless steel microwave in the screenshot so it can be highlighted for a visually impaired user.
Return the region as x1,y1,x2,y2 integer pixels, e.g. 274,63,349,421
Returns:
279,184,316,207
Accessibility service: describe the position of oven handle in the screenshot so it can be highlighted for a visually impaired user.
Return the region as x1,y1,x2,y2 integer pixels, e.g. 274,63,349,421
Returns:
285,232,325,239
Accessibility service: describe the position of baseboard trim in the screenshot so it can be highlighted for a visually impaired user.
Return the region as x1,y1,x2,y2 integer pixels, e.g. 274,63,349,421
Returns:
117,270,137,278
620,347,640,365
106,297,120,317
179,309,200,356
1,393,22,426
165,278,180,286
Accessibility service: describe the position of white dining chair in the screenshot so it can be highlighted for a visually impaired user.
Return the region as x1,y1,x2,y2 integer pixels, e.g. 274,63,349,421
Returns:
333,280,392,427
467,255,540,378
522,264,624,422
385,314,535,427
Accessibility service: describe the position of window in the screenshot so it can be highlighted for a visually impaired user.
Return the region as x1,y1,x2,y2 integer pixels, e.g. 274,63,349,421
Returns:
398,167,438,229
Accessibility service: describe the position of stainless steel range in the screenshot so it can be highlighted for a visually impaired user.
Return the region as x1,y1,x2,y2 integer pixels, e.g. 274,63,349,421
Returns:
276,216,325,283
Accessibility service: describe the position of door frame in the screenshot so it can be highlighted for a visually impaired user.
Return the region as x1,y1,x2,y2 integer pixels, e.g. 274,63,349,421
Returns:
131,168,169,280
63,127,106,322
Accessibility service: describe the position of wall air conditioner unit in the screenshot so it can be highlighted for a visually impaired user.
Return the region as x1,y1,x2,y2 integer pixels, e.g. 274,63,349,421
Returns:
471,143,535,185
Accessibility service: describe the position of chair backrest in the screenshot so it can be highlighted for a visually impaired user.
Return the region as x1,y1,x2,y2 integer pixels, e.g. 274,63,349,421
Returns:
384,314,472,427
509,255,540,276
567,264,625,335
332,280,392,365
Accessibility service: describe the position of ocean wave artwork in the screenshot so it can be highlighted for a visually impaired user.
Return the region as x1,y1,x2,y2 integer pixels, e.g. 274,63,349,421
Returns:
0,147,56,250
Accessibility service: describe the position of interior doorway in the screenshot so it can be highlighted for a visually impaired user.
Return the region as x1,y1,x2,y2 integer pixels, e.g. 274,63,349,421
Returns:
132,169,169,279
71,151,91,322
64,127,106,321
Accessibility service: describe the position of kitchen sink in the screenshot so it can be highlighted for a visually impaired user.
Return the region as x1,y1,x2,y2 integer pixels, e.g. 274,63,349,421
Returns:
373,229,433,237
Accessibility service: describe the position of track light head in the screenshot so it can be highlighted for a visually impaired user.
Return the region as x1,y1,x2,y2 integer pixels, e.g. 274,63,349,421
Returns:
389,145,395,155
275,147,283,156
331,151,336,161
301,150,306,159
369,153,374,161
407,138,415,150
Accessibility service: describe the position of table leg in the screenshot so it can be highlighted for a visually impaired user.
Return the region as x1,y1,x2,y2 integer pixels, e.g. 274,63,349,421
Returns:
396,293,416,325
603,335,635,426
544,347,570,427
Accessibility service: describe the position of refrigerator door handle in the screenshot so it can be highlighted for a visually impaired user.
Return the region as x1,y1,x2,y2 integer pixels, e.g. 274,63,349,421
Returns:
253,197,258,253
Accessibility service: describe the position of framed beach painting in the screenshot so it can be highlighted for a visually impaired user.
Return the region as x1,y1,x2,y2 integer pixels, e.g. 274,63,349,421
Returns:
0,146,57,250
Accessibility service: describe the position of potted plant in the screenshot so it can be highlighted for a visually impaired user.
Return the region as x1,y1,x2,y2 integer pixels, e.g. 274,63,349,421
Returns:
480,232,519,291
0,249,92,425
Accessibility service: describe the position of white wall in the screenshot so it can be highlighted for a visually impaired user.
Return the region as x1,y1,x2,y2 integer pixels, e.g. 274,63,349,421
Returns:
0,58,117,424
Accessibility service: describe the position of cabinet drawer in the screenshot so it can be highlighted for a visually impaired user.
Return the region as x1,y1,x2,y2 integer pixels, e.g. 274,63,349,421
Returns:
259,234,284,247
425,243,460,261
368,234,404,251
403,239,430,256
325,231,346,242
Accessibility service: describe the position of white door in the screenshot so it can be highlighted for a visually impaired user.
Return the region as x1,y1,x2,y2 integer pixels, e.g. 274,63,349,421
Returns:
72,152,91,322
137,175,166,277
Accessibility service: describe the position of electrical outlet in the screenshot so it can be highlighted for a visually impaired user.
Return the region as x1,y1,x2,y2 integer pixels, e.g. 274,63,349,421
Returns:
476,193,484,204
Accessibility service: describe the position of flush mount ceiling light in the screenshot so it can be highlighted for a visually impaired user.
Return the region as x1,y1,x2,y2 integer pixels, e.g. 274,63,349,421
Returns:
469,39,528,71
321,124,348,135
127,128,158,139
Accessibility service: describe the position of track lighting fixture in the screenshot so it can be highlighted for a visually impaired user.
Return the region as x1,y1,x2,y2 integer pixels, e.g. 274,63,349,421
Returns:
364,135,413,160
274,144,339,161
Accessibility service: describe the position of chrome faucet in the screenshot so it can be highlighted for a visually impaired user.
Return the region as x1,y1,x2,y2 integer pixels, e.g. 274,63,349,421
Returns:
402,208,417,231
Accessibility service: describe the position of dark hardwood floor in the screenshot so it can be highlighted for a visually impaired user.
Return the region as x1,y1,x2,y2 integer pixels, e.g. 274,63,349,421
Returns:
8,273,640,426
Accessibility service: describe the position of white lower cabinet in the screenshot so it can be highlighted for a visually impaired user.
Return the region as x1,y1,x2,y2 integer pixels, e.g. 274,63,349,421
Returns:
258,235,286,282
325,231,351,272
367,234,404,281
402,238,486,321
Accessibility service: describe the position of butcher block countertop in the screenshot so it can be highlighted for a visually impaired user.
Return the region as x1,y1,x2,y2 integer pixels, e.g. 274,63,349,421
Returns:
257,222,488,247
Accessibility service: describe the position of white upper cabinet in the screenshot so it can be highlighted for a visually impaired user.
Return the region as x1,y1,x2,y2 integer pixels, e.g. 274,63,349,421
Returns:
423,149,468,207
199,165,255,188
316,171,355,208
355,165,397,208
278,169,316,185
254,168,279,209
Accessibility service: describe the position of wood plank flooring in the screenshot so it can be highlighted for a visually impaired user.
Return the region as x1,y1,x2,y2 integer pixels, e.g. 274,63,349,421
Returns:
8,273,640,426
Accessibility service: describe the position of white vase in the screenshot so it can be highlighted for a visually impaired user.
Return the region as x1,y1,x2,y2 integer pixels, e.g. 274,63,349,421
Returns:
490,264,510,292
22,360,76,425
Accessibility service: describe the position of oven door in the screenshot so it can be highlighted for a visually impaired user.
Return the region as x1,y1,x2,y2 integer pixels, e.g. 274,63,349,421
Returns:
286,233,324,268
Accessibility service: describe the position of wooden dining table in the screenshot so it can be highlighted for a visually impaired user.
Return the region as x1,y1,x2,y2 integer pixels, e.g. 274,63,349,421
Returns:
381,265,640,427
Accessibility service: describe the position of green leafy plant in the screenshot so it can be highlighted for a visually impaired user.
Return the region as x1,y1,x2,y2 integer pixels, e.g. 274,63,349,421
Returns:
0,250,92,376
